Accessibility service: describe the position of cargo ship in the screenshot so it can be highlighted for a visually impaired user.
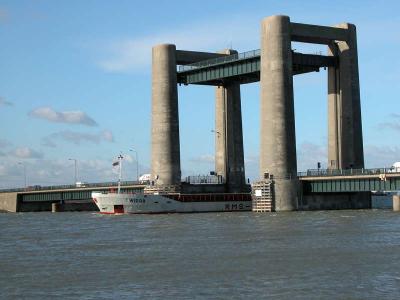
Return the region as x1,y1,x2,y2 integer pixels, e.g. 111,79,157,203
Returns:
91,191,251,214
92,154,251,214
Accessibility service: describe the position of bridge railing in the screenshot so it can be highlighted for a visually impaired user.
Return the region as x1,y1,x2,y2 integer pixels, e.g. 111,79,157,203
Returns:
0,180,142,193
178,49,261,72
298,168,400,177
184,175,225,184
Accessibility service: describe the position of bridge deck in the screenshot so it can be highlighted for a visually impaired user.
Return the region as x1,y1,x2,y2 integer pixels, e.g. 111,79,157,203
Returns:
177,49,337,85
299,169,400,193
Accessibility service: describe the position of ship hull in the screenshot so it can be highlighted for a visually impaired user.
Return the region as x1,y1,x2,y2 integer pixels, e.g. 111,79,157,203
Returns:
92,192,252,214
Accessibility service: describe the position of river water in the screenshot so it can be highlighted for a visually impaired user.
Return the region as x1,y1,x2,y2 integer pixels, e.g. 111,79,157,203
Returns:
1,210,400,299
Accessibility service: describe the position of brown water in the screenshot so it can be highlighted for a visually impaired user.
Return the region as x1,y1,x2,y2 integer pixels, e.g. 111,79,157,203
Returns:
1,210,400,299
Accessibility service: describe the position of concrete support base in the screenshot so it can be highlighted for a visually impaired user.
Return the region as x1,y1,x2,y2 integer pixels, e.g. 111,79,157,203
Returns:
393,195,400,212
273,179,300,211
300,192,371,210
26,201,98,212
0,193,19,212
52,203,64,212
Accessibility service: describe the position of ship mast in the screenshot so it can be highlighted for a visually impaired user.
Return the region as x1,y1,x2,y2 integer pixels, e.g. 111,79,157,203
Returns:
117,154,123,194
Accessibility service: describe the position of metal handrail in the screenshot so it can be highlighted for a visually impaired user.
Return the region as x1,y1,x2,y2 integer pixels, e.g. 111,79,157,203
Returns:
298,168,400,178
184,175,225,185
178,49,261,72
0,180,143,193
177,48,334,73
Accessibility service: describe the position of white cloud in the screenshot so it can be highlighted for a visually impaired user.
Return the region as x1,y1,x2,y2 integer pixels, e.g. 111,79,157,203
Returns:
0,8,8,23
0,138,12,148
42,129,115,147
0,156,145,189
102,130,114,142
96,15,258,73
124,154,133,163
0,96,13,107
378,113,400,132
390,113,400,119
11,147,43,159
190,154,215,164
243,143,328,181
29,106,97,126
364,145,400,168
297,142,327,171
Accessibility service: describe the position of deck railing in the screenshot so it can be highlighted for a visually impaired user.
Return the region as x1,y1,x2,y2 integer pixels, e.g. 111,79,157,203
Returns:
298,168,400,177
0,180,142,193
178,49,261,72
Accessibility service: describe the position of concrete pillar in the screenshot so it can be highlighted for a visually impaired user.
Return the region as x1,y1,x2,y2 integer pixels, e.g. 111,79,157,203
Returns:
215,54,245,192
52,203,64,212
260,15,298,211
328,23,364,169
393,195,400,212
151,44,181,187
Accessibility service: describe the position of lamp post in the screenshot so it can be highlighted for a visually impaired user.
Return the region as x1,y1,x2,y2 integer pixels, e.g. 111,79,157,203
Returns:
68,158,77,184
116,154,123,194
211,129,225,183
18,162,27,188
129,149,139,181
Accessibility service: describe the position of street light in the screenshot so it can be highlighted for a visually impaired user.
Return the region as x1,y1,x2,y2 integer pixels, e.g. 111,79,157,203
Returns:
68,158,77,184
129,149,139,181
18,162,27,188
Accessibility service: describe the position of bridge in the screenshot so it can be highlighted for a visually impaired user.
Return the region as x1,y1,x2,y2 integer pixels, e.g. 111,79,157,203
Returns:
0,16,388,212
150,15,364,211
0,181,144,212
1,168,399,212
177,49,336,86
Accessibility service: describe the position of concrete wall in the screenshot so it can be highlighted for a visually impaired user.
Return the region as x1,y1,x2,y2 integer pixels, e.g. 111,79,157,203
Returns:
300,192,371,210
0,192,19,212
18,201,98,212
393,195,400,211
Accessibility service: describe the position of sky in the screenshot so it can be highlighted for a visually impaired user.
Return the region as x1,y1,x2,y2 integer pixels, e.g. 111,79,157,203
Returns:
0,0,399,188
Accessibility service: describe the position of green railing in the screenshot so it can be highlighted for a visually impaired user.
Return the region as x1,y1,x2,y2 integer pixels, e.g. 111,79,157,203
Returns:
178,49,261,72
298,168,400,178
0,180,143,193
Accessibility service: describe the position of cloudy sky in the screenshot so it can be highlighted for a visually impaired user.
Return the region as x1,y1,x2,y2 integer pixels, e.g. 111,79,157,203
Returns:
1,0,399,188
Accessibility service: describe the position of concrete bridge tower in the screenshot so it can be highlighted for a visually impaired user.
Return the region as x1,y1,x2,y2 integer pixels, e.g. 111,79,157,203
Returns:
215,49,246,193
259,15,364,210
328,23,364,170
151,44,181,190
260,15,299,211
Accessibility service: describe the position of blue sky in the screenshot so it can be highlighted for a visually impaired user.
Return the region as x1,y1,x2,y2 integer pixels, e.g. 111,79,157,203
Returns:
0,0,399,188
